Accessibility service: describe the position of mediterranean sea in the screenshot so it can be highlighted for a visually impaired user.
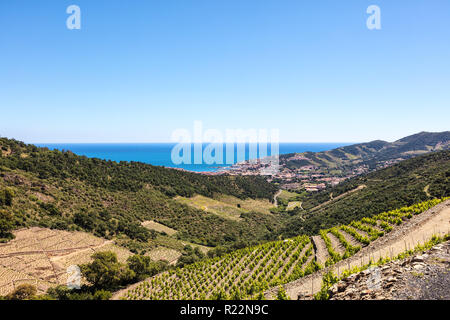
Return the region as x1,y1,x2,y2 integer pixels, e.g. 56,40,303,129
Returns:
35,143,353,172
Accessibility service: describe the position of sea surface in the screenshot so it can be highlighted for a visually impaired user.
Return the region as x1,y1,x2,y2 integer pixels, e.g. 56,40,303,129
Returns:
35,143,353,172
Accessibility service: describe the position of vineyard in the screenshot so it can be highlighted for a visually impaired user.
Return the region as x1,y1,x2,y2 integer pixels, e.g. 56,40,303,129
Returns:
118,197,448,300
0,227,133,295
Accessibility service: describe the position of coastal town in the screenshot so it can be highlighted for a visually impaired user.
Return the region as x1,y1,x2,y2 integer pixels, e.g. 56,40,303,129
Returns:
206,152,409,193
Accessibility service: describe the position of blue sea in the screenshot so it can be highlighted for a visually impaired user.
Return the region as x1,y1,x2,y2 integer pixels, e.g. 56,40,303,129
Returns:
35,143,352,172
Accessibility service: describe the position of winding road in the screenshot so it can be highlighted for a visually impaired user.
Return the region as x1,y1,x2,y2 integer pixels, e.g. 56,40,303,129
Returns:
273,189,282,207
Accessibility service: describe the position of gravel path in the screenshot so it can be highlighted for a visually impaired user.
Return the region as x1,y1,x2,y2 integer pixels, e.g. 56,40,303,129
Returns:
339,229,361,247
312,236,329,266
273,189,282,207
327,232,345,256
392,243,450,300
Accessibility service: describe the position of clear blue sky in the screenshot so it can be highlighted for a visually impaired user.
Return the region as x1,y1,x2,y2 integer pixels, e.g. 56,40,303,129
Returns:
1,0,449,143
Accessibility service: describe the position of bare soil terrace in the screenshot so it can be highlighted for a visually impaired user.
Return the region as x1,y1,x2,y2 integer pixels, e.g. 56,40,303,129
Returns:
0,227,132,295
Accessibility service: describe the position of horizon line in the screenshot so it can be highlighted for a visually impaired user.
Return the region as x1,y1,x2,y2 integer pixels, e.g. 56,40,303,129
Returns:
29,141,360,145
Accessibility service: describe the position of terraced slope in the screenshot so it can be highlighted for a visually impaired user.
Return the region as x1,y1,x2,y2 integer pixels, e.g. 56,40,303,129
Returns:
114,198,448,300
267,199,450,299
0,227,133,295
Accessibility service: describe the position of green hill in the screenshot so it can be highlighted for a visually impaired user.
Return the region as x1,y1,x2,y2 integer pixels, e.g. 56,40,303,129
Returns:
0,137,279,250
281,131,450,171
117,198,448,300
278,150,450,237
1,137,449,254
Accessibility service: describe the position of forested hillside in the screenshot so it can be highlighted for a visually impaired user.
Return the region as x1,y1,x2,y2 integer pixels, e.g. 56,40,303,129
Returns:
0,138,277,199
0,138,279,249
1,137,449,254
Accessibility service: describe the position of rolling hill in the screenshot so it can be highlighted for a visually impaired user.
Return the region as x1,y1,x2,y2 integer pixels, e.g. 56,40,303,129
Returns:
114,198,449,300
0,137,280,251
278,150,450,237
280,131,450,172
0,136,449,300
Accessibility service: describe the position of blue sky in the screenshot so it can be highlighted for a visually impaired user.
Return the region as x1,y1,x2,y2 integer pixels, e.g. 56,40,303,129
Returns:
0,0,449,143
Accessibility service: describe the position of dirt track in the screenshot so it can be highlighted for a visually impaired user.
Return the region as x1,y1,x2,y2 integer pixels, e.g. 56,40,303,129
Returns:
265,200,450,299
312,236,329,266
273,189,282,207
310,185,366,212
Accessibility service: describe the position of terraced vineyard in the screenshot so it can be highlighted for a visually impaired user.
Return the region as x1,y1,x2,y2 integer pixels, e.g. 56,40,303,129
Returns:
117,198,448,300
0,227,133,295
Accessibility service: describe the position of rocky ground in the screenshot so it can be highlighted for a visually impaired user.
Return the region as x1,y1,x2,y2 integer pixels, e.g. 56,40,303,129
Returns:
329,240,450,300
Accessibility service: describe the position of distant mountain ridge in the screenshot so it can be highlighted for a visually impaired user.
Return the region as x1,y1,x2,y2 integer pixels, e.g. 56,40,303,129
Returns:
281,131,450,171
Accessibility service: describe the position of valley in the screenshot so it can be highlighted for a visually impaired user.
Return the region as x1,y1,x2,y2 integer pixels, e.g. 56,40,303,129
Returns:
114,198,449,300
0,132,449,300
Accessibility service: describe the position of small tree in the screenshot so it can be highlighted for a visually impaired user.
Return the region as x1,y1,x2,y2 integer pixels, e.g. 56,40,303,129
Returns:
314,271,338,300
126,255,165,281
211,289,228,300
93,289,112,300
46,285,72,300
80,251,135,290
8,284,37,300
0,209,15,240
230,289,242,300
0,188,14,206
276,286,290,300
255,292,266,300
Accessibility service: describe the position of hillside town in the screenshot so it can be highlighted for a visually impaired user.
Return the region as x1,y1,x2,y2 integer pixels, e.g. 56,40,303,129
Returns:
215,153,408,192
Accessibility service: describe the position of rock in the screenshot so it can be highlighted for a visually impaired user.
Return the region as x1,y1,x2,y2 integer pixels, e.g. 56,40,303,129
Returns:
346,288,356,297
337,282,348,292
413,264,424,270
386,277,397,283
343,276,353,283
430,245,443,252
412,256,424,263
330,284,339,294
361,290,372,296
297,292,312,300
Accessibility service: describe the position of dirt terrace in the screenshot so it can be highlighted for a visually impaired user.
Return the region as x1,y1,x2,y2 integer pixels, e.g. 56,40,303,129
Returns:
0,227,132,295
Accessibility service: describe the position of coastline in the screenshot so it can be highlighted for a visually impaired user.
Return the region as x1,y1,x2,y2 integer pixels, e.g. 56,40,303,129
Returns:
35,142,351,174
